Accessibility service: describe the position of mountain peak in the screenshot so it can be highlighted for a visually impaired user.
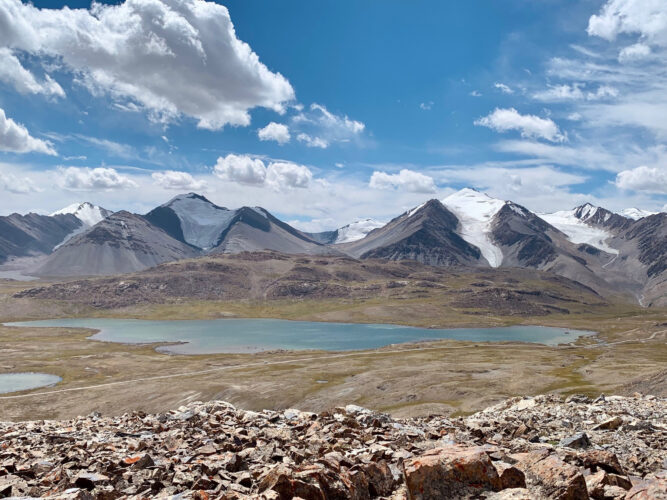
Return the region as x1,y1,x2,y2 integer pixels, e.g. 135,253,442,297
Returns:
51,202,111,226
573,203,599,221
164,192,221,207
621,208,658,220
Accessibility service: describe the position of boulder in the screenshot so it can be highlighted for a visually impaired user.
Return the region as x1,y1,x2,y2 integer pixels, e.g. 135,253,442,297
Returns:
580,450,625,475
592,417,623,431
403,445,502,499
494,462,527,489
624,478,667,499
517,449,589,500
560,433,592,450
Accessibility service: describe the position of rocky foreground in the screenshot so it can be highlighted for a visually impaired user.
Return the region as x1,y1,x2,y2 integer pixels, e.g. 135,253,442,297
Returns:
0,394,665,499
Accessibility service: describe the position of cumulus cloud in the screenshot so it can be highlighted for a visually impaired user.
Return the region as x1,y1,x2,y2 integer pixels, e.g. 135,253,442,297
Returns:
0,170,40,194
296,133,328,149
475,108,567,143
494,83,514,94
258,122,290,144
0,107,56,155
588,0,667,64
266,161,312,189
213,153,312,190
0,0,294,129
152,170,206,191
58,166,138,191
588,0,667,45
292,103,365,148
213,154,267,186
615,165,667,194
369,169,437,193
0,48,64,97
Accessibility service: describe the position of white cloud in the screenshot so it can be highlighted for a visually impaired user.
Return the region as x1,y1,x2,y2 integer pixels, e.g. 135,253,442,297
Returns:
58,166,138,191
615,165,667,194
213,154,267,186
588,0,667,46
532,83,618,101
494,83,514,94
618,43,652,63
152,170,206,191
0,0,294,129
0,170,40,194
470,90,482,97
0,48,64,97
419,101,434,110
0,107,56,155
369,169,437,193
213,153,312,190
475,108,567,143
296,133,329,149
292,103,365,148
258,122,290,144
266,162,312,189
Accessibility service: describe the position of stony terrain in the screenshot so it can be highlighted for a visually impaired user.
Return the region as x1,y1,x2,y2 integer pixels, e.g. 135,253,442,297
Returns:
0,393,664,499
12,251,610,316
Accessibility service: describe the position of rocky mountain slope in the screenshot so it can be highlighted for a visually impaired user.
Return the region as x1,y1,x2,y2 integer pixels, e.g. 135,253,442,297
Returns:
339,199,483,267
0,190,664,304
145,193,326,256
33,211,198,277
15,251,607,316
0,212,83,264
0,393,663,499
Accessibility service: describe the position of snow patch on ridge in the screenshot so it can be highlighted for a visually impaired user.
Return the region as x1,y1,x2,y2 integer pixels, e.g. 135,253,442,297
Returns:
335,219,385,244
442,188,505,267
51,202,112,251
540,209,619,254
620,208,657,220
51,202,110,227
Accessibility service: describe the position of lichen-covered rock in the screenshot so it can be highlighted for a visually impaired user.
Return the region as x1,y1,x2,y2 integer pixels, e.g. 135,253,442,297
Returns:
403,445,502,499
517,449,589,499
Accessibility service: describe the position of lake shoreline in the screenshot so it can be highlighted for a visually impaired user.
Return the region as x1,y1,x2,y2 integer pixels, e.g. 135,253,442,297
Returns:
4,317,596,356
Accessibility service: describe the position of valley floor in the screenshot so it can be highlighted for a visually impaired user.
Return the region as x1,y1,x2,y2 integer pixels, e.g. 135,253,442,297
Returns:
0,276,665,422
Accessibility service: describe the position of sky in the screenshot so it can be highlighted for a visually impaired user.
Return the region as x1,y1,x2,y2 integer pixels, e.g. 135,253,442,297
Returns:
0,0,666,230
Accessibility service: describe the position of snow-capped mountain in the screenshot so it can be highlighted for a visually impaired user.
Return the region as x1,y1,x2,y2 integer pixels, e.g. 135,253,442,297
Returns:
340,199,482,266
3,189,665,306
335,219,385,244
51,202,112,227
620,208,657,220
441,188,506,267
307,219,385,245
539,204,619,255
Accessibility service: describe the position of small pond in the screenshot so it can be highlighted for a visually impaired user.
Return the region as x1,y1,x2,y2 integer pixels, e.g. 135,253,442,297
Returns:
0,373,62,394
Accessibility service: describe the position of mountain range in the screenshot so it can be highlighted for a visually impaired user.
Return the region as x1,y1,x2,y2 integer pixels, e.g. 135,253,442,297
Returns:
1,189,664,306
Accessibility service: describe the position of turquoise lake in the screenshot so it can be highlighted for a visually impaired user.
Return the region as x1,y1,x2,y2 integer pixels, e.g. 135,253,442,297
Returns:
0,373,62,394
6,318,594,355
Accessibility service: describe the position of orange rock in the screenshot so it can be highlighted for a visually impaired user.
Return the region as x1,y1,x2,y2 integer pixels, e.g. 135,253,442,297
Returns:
403,445,502,499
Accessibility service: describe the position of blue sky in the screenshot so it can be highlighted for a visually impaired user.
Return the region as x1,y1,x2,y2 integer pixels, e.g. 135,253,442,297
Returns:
0,0,665,229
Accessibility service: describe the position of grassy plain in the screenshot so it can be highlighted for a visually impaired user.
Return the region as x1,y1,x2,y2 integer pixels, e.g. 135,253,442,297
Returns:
0,274,665,422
